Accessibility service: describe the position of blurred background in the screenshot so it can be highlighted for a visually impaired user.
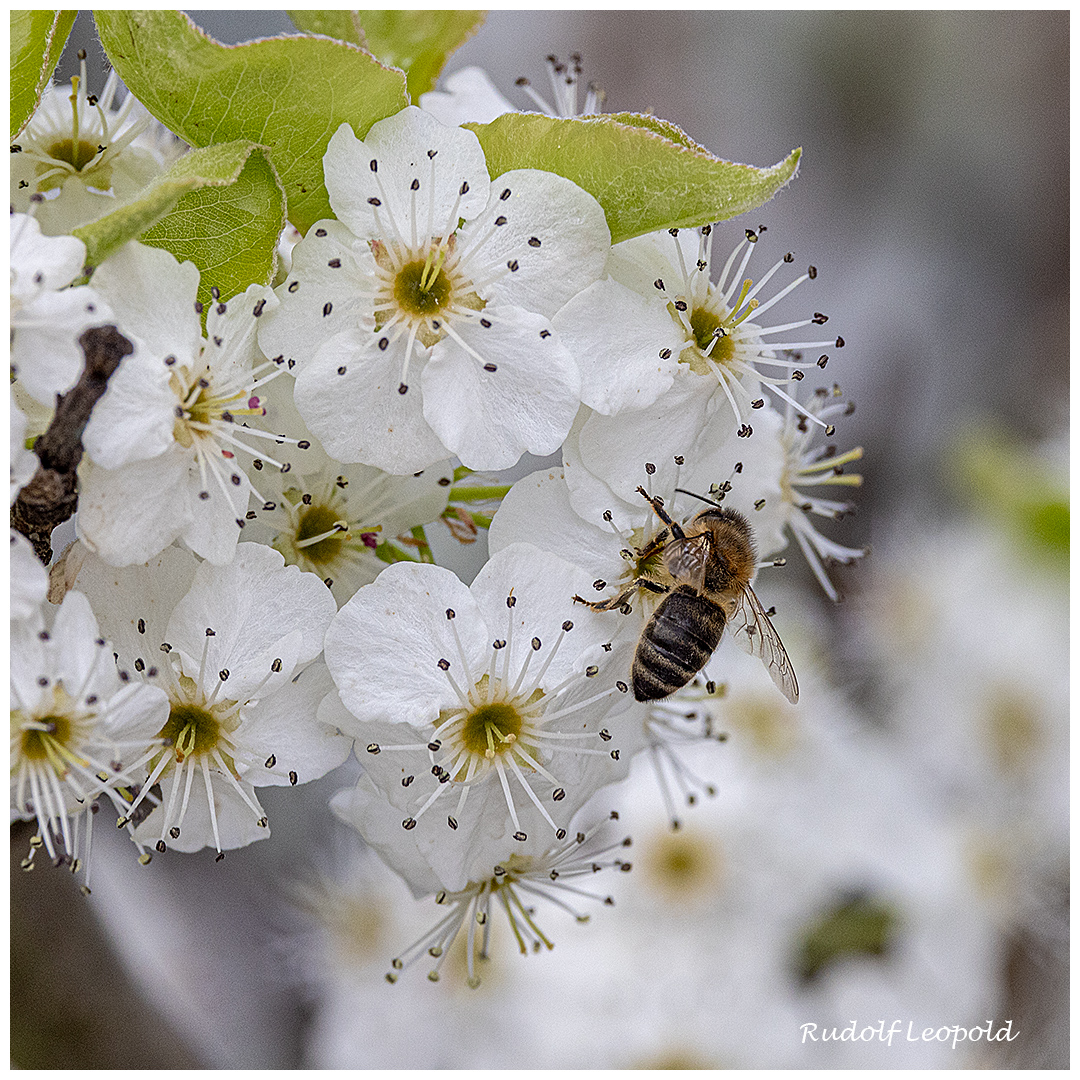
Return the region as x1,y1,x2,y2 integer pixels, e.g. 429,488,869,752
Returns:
13,9,1068,1069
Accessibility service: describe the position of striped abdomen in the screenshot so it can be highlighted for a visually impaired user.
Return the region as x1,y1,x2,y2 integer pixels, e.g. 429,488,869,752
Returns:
632,585,726,701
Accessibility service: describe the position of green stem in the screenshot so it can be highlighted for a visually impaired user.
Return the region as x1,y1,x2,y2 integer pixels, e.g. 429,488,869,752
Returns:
411,524,435,564
450,484,512,503
374,541,418,565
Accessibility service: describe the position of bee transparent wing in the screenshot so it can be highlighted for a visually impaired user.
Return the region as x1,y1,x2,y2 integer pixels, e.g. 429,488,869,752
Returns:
663,532,712,591
728,584,799,704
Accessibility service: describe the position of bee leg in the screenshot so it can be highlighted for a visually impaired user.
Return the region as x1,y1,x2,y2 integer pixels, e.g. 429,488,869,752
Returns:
573,580,650,612
637,579,669,595
635,485,685,540
634,527,671,563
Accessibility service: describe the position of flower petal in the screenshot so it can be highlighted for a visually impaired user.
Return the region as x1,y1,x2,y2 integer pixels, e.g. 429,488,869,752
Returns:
293,329,450,474
322,108,489,240
258,220,374,374
11,287,112,406
166,543,335,697
10,214,86,292
134,774,268,853
10,530,48,622
203,282,278,386
470,543,618,692
89,241,202,363
71,546,201,676
461,167,610,319
419,65,516,127
236,661,352,786
574,373,728,513
324,561,486,729
76,450,194,567
178,458,250,566
553,276,685,415
420,307,580,470
330,775,444,898
82,350,177,469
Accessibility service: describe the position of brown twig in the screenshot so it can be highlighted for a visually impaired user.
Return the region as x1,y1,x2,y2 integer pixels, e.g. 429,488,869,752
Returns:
11,325,133,564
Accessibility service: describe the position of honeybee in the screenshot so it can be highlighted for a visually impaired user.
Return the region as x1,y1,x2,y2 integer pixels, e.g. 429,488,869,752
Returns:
624,486,798,704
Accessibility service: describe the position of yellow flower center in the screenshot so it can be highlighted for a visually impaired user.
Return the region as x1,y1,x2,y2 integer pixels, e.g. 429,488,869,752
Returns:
689,305,736,364
458,701,524,763
295,503,347,567
642,827,722,903
19,712,73,762
158,702,223,758
152,694,240,781
43,136,101,174
394,257,452,317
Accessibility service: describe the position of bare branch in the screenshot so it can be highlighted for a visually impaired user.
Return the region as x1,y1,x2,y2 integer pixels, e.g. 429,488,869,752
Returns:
11,325,133,564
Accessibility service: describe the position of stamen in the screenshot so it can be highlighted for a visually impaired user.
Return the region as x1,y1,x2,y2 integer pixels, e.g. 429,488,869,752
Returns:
200,756,223,853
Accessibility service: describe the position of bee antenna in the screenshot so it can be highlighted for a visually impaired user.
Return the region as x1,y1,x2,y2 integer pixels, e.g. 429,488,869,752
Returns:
674,487,724,508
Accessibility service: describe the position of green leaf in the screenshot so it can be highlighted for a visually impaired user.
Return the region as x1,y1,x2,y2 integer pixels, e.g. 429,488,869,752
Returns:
141,148,286,316
73,140,286,314
288,11,484,100
354,10,485,100
10,10,77,139
465,112,802,245
795,894,896,983
94,10,408,233
285,10,364,46
950,425,1069,564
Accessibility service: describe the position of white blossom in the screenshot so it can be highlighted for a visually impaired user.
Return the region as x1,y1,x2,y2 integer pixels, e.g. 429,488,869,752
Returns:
10,530,48,623
239,397,454,605
77,242,295,566
776,384,867,600
10,588,170,888
72,543,346,856
257,105,610,472
349,798,633,987
562,225,843,501
420,53,605,126
323,544,639,892
9,210,111,406
11,60,185,235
